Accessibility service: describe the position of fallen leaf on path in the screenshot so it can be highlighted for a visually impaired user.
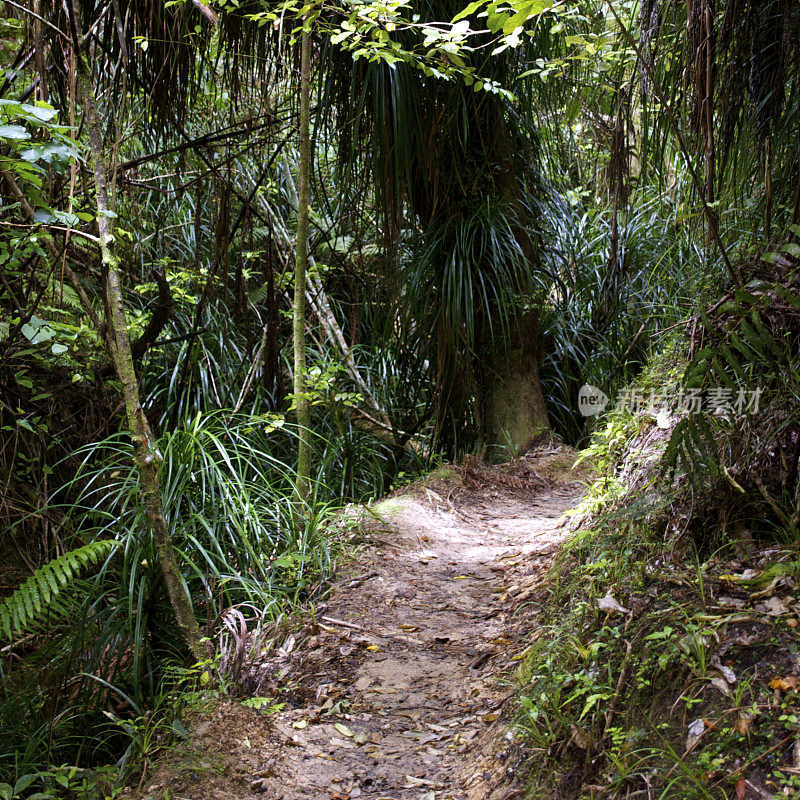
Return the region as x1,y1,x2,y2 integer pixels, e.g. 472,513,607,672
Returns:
278,634,295,657
425,722,448,732
735,710,754,734
716,596,747,609
398,624,420,631
292,720,308,729
598,592,630,615
404,776,437,788
712,660,737,684
329,737,356,749
334,723,354,737
768,675,799,692
708,675,731,696
721,569,760,583
760,596,790,616
686,717,707,751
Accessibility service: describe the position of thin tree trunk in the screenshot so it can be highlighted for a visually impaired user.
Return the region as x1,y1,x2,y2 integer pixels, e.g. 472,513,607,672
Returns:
702,0,716,256
230,164,395,437
32,0,49,102
67,1,207,664
293,28,313,500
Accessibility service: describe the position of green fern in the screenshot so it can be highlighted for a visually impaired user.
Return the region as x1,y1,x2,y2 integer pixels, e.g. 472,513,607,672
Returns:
248,281,271,306
46,275,85,312
664,269,800,481
0,540,119,642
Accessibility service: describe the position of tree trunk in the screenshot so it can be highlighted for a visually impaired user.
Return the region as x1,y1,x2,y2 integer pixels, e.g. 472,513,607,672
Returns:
482,310,549,458
293,28,313,500
68,1,207,664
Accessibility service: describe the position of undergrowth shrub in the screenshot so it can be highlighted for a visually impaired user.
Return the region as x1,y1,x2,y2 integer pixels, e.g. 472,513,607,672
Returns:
537,186,707,445
663,242,800,548
516,288,800,798
0,413,337,784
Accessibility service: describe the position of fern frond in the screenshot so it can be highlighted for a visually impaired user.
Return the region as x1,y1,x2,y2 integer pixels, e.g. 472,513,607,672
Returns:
664,275,800,486
0,540,119,642
46,275,86,312
248,281,270,306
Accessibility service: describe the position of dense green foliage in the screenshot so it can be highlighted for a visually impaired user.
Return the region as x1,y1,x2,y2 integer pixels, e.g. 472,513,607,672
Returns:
0,0,798,795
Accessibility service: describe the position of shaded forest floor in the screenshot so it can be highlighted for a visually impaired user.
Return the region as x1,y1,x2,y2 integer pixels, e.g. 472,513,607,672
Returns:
132,446,586,800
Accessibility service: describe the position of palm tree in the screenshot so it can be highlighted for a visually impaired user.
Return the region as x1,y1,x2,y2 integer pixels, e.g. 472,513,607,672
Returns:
320,0,551,454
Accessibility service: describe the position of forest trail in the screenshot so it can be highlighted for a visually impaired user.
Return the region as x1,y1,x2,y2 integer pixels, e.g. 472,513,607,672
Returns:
142,448,586,800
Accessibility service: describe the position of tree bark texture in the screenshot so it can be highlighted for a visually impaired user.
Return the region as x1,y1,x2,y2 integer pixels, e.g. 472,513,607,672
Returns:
68,1,207,664
293,28,313,501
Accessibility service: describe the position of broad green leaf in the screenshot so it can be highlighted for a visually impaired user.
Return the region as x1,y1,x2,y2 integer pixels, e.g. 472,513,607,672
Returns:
21,317,56,344
54,210,81,227
13,774,38,795
783,242,800,258
486,9,510,33
21,143,75,164
503,4,535,34
0,124,30,140
452,0,484,22
21,103,58,122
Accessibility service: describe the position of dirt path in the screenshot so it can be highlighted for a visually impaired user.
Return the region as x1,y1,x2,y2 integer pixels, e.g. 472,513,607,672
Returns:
143,452,584,800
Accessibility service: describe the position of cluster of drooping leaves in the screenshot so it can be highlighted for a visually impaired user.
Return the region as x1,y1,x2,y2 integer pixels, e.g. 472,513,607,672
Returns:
0,98,80,222
0,100,102,389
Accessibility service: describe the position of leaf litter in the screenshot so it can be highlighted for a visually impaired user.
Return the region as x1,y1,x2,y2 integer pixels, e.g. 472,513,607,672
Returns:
134,448,585,800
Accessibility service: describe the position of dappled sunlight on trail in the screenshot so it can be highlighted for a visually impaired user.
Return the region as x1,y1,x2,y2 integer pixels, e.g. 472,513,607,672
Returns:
138,450,586,800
